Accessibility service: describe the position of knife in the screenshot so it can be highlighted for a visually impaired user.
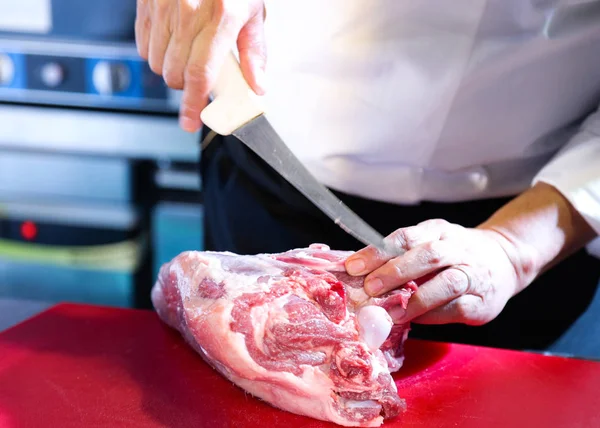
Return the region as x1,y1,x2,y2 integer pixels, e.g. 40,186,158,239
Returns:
200,52,390,252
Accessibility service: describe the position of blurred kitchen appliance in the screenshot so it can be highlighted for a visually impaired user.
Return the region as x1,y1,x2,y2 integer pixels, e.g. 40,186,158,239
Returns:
151,161,204,279
0,0,179,113
0,0,136,41
0,37,180,113
0,0,202,309
0,151,153,308
0,200,146,308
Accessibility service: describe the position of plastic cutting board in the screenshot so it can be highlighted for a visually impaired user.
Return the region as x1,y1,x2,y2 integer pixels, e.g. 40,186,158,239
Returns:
1,303,599,427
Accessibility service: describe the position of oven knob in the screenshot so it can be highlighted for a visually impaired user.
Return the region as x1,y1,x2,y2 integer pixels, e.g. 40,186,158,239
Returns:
40,62,65,88
92,61,131,95
0,54,15,86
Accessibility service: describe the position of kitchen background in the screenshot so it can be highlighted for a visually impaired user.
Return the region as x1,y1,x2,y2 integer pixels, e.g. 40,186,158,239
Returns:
0,0,203,310
3,1,600,315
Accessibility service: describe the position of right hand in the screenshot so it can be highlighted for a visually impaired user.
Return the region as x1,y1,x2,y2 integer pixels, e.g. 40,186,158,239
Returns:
135,0,267,133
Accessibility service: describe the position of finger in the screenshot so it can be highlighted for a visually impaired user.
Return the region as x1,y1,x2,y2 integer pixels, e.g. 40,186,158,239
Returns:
363,240,462,296
162,0,206,90
162,34,192,90
388,267,471,324
411,294,487,326
135,0,151,59
179,22,239,132
148,0,174,75
345,219,453,276
237,7,267,94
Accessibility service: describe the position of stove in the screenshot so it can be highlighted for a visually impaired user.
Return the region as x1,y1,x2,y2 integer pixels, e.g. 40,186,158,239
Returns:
0,37,180,114
0,0,179,114
0,1,201,310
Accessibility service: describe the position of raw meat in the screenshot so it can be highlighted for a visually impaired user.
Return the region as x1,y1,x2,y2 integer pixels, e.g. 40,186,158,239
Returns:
151,244,416,427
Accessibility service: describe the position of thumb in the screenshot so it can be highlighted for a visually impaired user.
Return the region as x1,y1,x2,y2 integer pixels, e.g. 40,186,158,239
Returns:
237,8,267,95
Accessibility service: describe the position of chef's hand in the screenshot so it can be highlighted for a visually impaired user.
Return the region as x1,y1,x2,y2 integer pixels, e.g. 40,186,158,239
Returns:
135,0,267,132
344,219,524,326
344,183,597,326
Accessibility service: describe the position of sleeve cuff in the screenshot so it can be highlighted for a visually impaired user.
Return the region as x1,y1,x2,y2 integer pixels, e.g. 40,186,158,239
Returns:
533,133,600,237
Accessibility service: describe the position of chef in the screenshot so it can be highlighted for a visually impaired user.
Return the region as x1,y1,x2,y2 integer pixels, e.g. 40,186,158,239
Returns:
135,1,600,355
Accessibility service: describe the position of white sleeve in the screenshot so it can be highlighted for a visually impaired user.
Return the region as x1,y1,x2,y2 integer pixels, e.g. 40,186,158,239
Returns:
533,106,600,240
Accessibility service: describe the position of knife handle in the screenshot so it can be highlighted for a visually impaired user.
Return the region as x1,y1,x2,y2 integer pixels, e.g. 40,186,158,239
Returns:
200,52,266,136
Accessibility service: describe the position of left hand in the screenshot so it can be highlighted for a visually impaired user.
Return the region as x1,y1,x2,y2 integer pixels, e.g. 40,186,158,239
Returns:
344,219,525,326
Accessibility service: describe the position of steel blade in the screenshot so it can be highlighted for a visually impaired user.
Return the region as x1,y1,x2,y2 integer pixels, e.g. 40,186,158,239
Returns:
233,115,387,250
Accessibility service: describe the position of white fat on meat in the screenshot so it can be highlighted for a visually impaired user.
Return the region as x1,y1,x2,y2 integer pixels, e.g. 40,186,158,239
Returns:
251,295,289,355
357,306,393,352
233,373,383,428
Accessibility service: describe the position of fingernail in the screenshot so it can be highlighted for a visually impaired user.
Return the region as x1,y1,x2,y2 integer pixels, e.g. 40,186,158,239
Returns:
365,278,384,295
388,306,406,324
346,258,366,275
179,116,198,133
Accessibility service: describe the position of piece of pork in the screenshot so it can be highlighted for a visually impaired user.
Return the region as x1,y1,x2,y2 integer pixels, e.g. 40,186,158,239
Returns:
151,244,415,427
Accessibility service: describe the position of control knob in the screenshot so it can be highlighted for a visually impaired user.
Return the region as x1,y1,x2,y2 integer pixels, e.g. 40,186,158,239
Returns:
0,54,15,86
40,62,65,88
92,61,131,95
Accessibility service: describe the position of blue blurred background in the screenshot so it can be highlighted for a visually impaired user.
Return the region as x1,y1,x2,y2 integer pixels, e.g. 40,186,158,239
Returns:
0,0,204,309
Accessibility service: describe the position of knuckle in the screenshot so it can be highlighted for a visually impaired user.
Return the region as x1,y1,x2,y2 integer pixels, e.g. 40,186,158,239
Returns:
420,241,444,266
420,218,449,227
454,296,491,326
168,30,186,48
149,59,163,75
390,260,404,279
454,298,477,322
184,63,211,87
142,14,152,32
402,230,420,248
135,13,150,33
389,228,417,251
174,16,191,34
163,69,183,89
443,268,468,296
136,40,148,59
154,0,170,15
176,1,200,33
179,88,207,116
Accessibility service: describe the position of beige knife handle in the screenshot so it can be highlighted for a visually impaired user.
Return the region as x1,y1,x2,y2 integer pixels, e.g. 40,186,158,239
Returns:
200,52,266,136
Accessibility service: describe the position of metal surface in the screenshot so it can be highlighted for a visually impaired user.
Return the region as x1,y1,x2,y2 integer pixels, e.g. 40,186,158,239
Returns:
0,0,136,41
0,151,133,203
0,37,181,113
0,105,199,162
233,114,387,250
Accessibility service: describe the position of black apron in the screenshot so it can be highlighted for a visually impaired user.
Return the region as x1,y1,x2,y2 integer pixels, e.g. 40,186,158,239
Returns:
199,131,600,354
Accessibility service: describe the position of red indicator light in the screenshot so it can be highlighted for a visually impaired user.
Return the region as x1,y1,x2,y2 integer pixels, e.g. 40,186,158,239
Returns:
20,221,38,241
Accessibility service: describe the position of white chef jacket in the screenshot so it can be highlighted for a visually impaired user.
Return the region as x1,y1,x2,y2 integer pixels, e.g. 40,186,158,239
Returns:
261,0,600,237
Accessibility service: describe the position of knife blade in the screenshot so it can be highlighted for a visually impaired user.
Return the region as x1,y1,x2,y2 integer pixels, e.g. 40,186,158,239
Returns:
233,114,386,250
200,52,391,252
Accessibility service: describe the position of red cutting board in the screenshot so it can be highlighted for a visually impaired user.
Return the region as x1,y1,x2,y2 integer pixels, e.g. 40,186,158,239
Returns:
1,303,599,428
